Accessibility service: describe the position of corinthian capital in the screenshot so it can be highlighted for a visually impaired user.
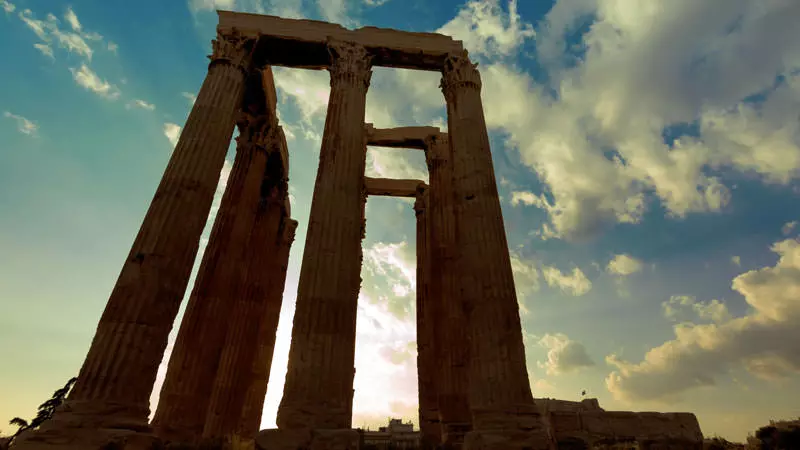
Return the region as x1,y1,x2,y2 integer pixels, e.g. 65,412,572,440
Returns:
413,185,428,214
235,113,280,154
283,219,299,246
208,28,255,72
327,40,373,88
440,50,481,99
423,133,449,168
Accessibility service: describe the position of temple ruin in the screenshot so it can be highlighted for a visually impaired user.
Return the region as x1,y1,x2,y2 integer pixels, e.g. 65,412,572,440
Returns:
11,11,704,450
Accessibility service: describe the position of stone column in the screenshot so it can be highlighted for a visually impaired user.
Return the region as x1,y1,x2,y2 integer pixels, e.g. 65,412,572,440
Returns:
152,113,273,443
203,138,294,440
440,51,551,450
414,186,441,450
12,32,255,449
275,40,371,436
425,133,471,449
236,216,298,438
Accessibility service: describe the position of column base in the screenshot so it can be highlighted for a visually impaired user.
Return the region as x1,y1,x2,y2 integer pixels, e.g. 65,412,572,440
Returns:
464,406,555,450
10,400,158,450
255,428,360,450
463,430,554,450
12,428,159,450
441,422,471,448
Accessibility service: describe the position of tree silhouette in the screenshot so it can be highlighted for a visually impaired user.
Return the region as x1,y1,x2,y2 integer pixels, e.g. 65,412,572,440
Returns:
8,377,77,445
8,418,28,430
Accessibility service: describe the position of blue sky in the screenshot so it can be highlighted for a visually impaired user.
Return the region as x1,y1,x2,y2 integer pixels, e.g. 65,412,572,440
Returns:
1,0,799,443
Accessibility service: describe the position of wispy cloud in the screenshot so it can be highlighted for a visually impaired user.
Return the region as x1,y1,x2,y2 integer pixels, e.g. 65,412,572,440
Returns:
2,0,15,14
126,99,156,111
63,6,81,31
3,111,39,137
33,42,54,59
11,5,125,103
181,92,197,106
69,64,120,99
18,8,96,60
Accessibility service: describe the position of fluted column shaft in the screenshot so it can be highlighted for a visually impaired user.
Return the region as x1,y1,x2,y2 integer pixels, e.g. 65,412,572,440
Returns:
441,52,548,449
276,41,372,431
152,114,272,442
63,31,254,426
425,133,471,449
203,141,294,439
414,186,441,450
237,217,298,438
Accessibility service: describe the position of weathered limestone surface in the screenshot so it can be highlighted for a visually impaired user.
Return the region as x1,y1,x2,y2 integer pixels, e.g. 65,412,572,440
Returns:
203,131,293,441
152,112,275,443
11,30,255,450
236,216,298,439
365,123,440,149
542,405,703,449
364,176,426,197
414,187,441,450
274,40,372,437
217,12,463,70
256,428,360,450
441,51,550,450
424,133,471,448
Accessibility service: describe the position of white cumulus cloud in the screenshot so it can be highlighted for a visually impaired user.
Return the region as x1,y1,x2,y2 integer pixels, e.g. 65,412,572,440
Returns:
465,0,800,240
607,238,800,402
438,0,535,59
606,254,644,276
538,333,595,375
187,0,236,13
541,265,592,296
163,123,182,148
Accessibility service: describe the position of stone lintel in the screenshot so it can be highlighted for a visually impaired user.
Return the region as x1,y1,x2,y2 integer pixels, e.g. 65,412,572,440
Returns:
365,123,443,149
364,177,427,198
217,11,464,71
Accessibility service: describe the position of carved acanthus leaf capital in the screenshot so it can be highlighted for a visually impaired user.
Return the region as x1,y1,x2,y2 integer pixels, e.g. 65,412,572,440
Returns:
208,28,255,71
235,113,280,154
327,40,373,89
440,50,482,99
413,185,428,214
283,219,299,246
423,133,449,168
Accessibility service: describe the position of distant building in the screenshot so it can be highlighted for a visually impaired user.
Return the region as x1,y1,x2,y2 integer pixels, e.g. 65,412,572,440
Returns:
361,418,420,449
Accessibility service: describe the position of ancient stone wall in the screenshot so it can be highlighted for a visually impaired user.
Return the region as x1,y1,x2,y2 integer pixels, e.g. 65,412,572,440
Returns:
542,405,703,449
